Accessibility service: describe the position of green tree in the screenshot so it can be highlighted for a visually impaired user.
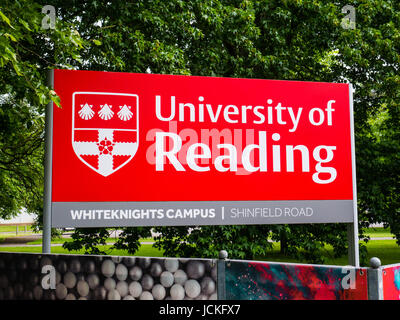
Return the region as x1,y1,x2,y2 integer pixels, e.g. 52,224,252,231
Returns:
0,0,83,221
3,0,400,264
54,0,400,262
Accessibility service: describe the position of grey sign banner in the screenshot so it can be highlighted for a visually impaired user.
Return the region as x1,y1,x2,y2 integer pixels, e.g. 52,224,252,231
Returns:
52,200,354,228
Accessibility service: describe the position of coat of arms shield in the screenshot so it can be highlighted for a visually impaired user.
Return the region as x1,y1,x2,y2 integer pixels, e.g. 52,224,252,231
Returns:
72,92,139,177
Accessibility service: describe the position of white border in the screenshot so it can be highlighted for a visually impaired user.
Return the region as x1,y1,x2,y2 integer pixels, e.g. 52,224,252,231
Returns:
72,92,139,177
349,83,360,266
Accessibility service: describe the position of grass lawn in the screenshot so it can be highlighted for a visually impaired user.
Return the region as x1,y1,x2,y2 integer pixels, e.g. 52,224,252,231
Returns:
255,240,400,267
362,227,395,239
0,225,35,233
0,232,37,242
1,239,399,267
0,227,399,267
25,237,155,245
0,243,164,257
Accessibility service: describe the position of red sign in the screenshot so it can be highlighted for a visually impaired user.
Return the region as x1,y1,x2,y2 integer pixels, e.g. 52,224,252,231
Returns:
51,69,355,227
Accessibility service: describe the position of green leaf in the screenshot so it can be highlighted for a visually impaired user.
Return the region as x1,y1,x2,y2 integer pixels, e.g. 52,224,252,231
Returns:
50,92,61,108
19,18,32,31
4,33,17,42
0,10,13,28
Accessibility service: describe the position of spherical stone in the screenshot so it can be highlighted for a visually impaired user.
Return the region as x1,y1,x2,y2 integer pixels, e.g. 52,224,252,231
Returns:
101,259,115,278
150,263,163,277
33,285,43,300
201,277,216,295
78,297,87,300
123,295,135,300
29,274,39,286
23,291,33,300
84,261,96,273
129,281,142,298
17,258,28,271
115,263,128,281
179,258,189,264
104,277,116,291
63,271,77,289
116,281,129,298
195,294,208,300
138,258,151,269
184,279,201,299
160,271,174,288
370,257,382,269
56,271,62,284
123,257,136,267
29,257,40,270
141,274,154,291
219,250,228,259
55,283,68,300
77,280,90,297
43,290,57,300
174,269,188,285
152,284,166,300
94,286,107,300
205,260,214,272
69,258,81,273
56,260,67,274
87,274,100,290
170,284,185,300
186,261,205,279
65,293,76,300
209,293,218,300
211,265,217,281
129,266,142,281
111,256,123,263
40,256,53,268
107,289,121,300
164,259,179,273
76,272,85,282
139,291,153,300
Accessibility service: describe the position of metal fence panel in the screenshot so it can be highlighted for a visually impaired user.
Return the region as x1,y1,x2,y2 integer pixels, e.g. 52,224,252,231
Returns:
382,264,400,300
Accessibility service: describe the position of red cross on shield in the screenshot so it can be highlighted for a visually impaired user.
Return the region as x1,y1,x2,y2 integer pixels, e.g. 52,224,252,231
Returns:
72,92,139,177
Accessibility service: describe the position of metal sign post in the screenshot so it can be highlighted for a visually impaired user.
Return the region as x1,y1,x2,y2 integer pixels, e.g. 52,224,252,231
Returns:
42,69,54,254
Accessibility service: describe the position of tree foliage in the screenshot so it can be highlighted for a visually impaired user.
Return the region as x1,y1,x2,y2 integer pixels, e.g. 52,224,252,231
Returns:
0,0,83,219
2,0,400,263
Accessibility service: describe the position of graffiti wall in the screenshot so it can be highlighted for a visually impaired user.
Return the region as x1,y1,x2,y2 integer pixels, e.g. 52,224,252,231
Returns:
382,264,400,300
225,260,368,300
0,252,217,300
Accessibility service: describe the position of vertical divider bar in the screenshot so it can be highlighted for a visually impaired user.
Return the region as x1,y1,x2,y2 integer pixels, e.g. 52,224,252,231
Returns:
42,69,54,254
217,250,228,300
368,258,383,300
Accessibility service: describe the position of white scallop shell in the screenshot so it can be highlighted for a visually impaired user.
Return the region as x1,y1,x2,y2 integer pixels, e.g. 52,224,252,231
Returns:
117,104,133,121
